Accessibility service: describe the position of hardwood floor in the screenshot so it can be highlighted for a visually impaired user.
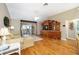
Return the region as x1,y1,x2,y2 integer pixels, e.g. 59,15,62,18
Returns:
21,37,78,55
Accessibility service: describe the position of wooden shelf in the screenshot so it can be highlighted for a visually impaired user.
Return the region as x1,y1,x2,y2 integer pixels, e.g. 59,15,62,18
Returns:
41,20,61,40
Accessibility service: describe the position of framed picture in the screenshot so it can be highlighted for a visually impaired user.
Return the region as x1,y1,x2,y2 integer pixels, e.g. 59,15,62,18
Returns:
69,22,74,30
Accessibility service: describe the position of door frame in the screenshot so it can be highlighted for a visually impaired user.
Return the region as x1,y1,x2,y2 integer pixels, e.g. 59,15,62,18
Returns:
20,20,37,37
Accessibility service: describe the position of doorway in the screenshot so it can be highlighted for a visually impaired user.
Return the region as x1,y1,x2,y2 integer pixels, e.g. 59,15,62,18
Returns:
66,20,77,48
21,24,32,37
20,20,37,37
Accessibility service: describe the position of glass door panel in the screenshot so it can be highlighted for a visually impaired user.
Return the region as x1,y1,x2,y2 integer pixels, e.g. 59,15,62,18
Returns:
21,24,32,37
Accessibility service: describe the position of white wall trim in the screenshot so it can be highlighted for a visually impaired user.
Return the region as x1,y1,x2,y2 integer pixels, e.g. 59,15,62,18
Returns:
67,37,76,40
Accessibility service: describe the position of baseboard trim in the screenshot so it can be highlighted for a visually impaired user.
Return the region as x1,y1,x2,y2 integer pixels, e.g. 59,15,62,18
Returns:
66,37,76,40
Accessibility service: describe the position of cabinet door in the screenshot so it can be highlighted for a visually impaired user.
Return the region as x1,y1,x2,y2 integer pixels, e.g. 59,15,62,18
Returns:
55,25,60,31
54,22,60,31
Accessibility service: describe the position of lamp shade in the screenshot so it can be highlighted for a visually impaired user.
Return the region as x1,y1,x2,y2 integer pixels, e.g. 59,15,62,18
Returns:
10,26,14,30
0,27,10,36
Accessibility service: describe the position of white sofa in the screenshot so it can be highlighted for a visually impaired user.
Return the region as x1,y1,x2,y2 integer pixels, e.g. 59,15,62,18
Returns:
0,34,34,51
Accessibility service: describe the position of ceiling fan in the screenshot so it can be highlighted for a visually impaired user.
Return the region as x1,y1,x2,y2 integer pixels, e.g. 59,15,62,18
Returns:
43,3,48,6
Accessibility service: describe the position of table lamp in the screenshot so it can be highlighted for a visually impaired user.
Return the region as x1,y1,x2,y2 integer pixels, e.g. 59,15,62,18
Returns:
0,27,10,51
10,26,14,30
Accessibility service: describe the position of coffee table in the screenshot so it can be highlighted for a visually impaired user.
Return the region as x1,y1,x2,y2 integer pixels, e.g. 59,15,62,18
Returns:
0,43,20,55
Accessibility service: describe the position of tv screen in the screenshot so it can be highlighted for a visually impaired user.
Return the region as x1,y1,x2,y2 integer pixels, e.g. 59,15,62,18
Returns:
43,25,48,30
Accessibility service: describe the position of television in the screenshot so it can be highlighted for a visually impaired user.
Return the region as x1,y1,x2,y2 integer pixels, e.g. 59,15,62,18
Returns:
42,25,48,30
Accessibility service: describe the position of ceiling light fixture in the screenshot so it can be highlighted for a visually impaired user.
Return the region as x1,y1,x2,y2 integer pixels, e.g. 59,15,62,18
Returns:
34,16,40,21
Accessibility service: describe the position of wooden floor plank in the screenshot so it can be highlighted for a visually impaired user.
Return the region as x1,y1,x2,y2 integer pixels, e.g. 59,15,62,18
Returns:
21,38,78,55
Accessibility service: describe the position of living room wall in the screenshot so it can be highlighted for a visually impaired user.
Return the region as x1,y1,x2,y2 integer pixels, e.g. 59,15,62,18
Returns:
0,3,10,29
49,7,79,40
10,19,41,36
10,19,20,35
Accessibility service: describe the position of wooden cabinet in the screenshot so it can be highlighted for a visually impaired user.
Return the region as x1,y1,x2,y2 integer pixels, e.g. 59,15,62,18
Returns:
41,20,61,40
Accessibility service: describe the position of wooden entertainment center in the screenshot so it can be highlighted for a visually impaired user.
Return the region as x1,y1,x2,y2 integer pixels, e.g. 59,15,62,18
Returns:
41,20,61,40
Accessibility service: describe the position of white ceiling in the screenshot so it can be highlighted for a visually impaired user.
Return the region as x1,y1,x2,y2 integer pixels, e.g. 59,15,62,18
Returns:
6,3,79,21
